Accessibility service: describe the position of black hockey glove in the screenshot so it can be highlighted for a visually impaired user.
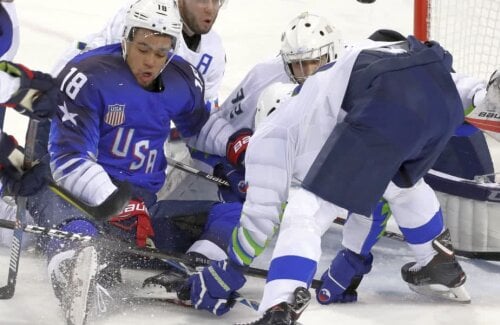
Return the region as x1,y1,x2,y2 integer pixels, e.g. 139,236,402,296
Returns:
0,60,58,119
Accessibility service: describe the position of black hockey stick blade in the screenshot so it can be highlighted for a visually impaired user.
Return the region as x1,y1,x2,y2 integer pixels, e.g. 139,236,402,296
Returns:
47,181,131,221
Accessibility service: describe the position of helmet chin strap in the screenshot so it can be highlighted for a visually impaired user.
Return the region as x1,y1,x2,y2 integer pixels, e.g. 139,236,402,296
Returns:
121,39,128,61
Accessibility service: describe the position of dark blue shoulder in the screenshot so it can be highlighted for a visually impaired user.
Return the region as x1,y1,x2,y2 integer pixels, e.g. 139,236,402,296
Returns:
164,54,205,98
70,43,123,65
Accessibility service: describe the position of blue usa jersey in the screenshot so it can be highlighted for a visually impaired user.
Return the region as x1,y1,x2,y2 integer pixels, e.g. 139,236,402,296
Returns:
49,44,209,194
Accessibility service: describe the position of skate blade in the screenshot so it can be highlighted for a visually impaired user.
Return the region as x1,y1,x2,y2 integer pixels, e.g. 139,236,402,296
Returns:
408,283,471,303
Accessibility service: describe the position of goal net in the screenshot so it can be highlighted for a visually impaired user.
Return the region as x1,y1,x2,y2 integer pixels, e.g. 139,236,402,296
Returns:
414,0,500,81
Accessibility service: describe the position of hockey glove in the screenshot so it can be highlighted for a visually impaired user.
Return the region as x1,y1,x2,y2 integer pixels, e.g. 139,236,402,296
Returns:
0,132,24,173
183,259,246,316
316,248,373,304
0,133,51,197
465,69,500,138
0,60,57,119
108,198,154,247
213,158,247,203
226,128,252,168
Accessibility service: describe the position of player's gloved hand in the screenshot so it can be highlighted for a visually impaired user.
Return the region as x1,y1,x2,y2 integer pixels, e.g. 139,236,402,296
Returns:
466,69,500,138
0,61,57,119
180,259,246,316
1,160,51,197
226,128,252,168
0,132,50,197
316,248,373,304
0,132,24,172
108,198,155,247
213,159,247,203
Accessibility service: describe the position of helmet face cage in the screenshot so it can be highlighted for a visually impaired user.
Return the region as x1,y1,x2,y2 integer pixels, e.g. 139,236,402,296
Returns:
122,0,182,63
281,43,334,83
280,12,341,83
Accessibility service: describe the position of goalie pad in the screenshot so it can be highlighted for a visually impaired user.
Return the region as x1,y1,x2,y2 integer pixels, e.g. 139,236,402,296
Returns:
465,69,500,140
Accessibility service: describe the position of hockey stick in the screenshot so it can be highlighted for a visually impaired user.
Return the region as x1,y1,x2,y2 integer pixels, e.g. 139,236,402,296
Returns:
0,218,325,288
333,217,500,260
0,118,39,299
333,217,405,242
46,181,131,221
166,157,230,187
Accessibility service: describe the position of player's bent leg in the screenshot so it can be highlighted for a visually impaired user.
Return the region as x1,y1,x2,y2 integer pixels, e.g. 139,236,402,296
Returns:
260,187,344,318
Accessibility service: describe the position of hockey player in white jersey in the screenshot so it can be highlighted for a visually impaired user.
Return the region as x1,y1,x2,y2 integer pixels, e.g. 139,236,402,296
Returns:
52,0,226,107
217,12,341,132
180,36,476,323
205,12,340,202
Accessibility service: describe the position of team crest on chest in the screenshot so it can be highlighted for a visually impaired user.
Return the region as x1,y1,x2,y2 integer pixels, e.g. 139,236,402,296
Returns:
104,104,126,126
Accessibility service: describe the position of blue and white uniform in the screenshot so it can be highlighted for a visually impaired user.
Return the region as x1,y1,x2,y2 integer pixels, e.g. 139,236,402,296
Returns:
229,37,467,312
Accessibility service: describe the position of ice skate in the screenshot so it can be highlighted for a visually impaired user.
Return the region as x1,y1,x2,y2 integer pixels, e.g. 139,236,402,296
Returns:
48,246,106,325
401,229,471,303
235,287,311,325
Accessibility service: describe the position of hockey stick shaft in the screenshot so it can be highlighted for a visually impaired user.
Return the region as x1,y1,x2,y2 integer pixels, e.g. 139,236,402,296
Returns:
333,217,500,260
333,217,406,241
166,157,230,187
0,118,39,299
0,218,325,288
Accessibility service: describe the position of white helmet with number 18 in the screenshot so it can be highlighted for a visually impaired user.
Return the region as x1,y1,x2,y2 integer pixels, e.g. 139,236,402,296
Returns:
122,0,183,57
254,82,297,129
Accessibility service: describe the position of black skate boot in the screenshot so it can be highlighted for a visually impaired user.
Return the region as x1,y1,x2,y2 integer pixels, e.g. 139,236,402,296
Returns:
142,268,189,293
235,287,311,325
401,229,470,303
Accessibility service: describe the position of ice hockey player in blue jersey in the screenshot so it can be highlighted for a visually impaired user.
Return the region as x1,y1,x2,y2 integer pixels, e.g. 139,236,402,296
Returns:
179,34,475,324
35,1,250,324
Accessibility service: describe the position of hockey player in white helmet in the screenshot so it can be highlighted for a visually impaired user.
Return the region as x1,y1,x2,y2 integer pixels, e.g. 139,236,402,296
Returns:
216,12,341,133
203,13,341,204
39,0,248,323
52,0,226,107
280,12,342,83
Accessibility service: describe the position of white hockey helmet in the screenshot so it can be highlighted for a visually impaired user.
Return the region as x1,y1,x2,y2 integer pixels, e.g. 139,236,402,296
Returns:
280,12,342,83
122,0,183,56
254,82,297,129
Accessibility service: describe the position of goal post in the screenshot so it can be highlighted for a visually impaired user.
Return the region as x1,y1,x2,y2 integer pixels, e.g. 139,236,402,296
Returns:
414,0,500,81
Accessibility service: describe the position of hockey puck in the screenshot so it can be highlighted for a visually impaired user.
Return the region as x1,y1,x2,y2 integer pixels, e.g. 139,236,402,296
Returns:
357,0,376,3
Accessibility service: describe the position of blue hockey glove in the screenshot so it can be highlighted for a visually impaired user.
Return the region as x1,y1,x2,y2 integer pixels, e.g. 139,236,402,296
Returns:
213,159,247,203
0,60,57,119
184,259,246,315
316,248,373,304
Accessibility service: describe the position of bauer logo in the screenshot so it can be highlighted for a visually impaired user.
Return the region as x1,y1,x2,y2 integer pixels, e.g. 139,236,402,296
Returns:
104,104,126,126
318,288,331,303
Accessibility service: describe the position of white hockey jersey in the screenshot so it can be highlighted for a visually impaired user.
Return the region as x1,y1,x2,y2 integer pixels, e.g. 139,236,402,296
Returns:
51,0,225,105
233,40,493,262
216,56,291,130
